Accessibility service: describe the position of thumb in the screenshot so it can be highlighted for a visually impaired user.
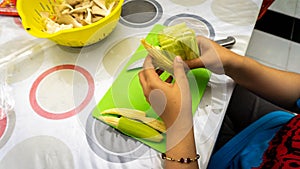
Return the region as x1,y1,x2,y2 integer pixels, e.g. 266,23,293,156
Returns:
173,56,189,89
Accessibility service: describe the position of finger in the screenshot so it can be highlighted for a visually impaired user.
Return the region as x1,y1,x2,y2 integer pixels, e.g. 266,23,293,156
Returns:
143,55,155,70
138,71,146,89
143,61,164,85
140,57,165,90
141,55,162,85
138,71,150,100
173,56,189,90
144,68,164,88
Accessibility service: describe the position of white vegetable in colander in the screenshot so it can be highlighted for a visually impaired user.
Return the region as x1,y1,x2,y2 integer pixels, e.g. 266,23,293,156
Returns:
41,0,118,33
66,0,83,6
44,18,73,34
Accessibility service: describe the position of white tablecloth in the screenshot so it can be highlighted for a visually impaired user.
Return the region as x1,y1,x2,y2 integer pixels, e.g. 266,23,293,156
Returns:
0,0,262,168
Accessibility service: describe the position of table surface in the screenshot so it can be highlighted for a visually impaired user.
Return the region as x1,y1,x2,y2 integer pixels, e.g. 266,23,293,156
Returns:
0,0,262,168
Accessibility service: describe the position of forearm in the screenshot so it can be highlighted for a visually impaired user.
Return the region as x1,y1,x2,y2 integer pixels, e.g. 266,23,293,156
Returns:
226,54,300,110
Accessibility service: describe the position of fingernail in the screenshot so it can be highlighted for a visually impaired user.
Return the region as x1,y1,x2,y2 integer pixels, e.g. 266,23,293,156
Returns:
175,56,183,63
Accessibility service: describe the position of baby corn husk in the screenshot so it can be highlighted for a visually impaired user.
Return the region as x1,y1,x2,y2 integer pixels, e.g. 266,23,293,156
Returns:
140,39,174,73
176,35,199,60
98,116,164,142
118,117,163,142
161,42,185,60
100,108,146,118
141,23,200,74
100,108,166,133
97,115,119,127
135,116,166,133
158,23,199,61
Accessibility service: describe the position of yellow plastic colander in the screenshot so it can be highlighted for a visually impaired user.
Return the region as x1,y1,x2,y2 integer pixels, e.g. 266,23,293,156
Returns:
17,0,124,47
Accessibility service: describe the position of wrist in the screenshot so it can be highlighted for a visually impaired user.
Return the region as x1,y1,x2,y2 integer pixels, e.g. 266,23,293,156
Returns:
166,122,194,149
164,126,199,168
162,153,200,164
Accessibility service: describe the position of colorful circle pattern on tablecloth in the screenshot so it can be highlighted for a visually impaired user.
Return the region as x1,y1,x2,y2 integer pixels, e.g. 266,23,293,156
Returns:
120,0,163,28
0,136,74,168
0,110,15,149
0,116,6,139
29,64,94,120
164,13,215,39
102,36,142,76
86,113,150,163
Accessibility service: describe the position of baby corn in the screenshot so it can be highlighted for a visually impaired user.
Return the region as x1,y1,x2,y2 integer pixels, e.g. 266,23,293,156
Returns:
141,39,174,73
96,108,165,142
141,22,200,74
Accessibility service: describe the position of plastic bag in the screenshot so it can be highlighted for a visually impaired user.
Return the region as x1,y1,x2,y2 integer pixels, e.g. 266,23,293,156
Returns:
0,69,14,120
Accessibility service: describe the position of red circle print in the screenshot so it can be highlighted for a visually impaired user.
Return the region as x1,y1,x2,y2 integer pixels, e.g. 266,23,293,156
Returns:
29,65,94,120
0,113,7,138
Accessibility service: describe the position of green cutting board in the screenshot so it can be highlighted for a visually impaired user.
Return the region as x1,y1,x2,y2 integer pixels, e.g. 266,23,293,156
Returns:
92,24,210,153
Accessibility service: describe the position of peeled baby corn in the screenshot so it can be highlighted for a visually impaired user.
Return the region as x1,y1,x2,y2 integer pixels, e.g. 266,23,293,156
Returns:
141,22,200,74
96,108,165,142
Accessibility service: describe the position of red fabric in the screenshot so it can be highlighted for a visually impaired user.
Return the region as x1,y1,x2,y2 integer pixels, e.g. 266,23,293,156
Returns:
253,114,300,169
257,0,275,20
0,0,18,16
